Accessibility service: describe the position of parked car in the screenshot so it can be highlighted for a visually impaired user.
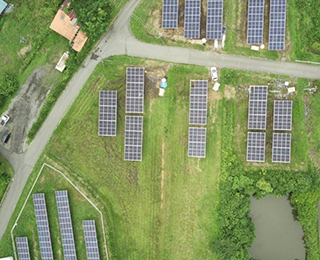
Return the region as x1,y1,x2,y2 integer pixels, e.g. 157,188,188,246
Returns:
1,132,11,143
0,114,10,126
211,67,218,81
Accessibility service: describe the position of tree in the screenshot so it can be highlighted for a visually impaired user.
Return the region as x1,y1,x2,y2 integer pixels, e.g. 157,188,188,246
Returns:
71,0,112,40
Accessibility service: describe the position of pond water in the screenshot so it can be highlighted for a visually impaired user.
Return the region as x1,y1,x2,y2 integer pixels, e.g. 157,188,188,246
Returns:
249,195,305,260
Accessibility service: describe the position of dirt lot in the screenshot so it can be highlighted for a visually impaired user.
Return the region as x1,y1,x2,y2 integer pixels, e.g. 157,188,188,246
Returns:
0,65,57,153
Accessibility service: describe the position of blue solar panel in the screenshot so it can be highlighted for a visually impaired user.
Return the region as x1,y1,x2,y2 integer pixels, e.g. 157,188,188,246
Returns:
206,0,223,39
247,0,265,44
184,0,201,38
162,0,179,28
33,194,54,260
16,237,31,260
268,0,286,50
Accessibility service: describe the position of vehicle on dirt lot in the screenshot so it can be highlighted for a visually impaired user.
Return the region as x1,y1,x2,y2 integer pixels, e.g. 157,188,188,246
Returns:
211,67,218,81
0,115,10,126
1,132,11,143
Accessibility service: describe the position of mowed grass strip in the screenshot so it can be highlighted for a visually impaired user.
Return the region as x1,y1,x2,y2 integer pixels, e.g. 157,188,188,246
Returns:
12,166,105,260
42,56,221,259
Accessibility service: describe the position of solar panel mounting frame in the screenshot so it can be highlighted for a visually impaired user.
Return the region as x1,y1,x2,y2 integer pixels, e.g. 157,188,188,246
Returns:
16,237,31,260
273,100,293,131
272,132,291,163
99,90,117,137
246,132,266,162
83,220,100,260
162,0,179,29
126,67,145,114
247,0,265,44
124,115,144,161
206,0,224,40
189,80,208,126
184,0,201,39
188,127,207,158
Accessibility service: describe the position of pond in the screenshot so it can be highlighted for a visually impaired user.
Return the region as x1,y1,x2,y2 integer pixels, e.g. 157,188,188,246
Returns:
249,195,305,260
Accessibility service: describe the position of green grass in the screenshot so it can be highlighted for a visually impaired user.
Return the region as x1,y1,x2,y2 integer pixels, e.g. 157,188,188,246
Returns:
0,56,221,260
0,155,13,203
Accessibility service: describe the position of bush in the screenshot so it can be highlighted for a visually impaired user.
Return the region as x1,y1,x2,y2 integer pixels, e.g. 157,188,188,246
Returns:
0,72,19,109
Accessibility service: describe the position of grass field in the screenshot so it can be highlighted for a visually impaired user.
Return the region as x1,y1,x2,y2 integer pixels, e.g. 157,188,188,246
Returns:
0,55,319,259
131,0,320,62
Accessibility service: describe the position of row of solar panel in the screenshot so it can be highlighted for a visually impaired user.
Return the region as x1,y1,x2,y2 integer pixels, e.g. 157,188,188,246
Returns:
188,80,208,158
16,191,100,260
162,0,224,40
247,132,291,163
248,86,293,131
247,0,287,50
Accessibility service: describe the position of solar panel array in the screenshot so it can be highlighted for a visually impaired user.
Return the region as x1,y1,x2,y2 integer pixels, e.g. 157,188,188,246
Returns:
99,91,117,136
16,237,31,260
273,100,292,131
184,0,201,38
248,86,268,130
55,190,77,260
247,0,265,44
83,220,100,260
126,67,144,114
188,127,206,158
189,80,208,125
272,133,291,163
268,0,287,50
124,116,143,161
33,193,54,260
246,132,266,162
206,0,223,39
162,0,179,28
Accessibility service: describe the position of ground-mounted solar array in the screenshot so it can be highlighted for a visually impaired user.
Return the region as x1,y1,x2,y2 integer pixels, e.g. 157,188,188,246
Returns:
272,133,291,163
162,0,179,28
99,90,117,136
206,0,223,39
83,220,100,260
248,86,268,130
16,237,31,260
55,190,77,260
126,67,144,114
189,80,208,125
188,127,206,158
246,132,266,162
124,115,143,161
33,193,54,260
273,100,293,131
247,0,265,44
268,0,287,50
184,0,201,38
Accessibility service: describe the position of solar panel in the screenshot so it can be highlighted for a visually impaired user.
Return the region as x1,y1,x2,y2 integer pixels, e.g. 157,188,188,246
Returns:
162,0,179,28
248,86,268,130
16,237,31,260
268,0,287,50
272,133,291,163
83,220,100,260
246,132,266,162
126,67,144,114
124,116,143,161
99,91,117,136
247,0,265,44
273,100,293,131
33,193,54,260
189,80,208,125
206,0,223,39
188,127,206,158
55,190,77,260
184,0,201,38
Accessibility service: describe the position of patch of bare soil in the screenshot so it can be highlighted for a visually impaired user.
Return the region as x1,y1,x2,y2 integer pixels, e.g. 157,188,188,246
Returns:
224,85,236,99
18,44,32,59
1,64,57,153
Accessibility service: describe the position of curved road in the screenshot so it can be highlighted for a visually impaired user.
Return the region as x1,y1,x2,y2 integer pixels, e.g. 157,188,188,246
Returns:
0,0,320,241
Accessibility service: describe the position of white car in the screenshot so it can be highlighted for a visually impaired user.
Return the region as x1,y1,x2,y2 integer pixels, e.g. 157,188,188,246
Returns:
0,114,10,126
211,67,218,81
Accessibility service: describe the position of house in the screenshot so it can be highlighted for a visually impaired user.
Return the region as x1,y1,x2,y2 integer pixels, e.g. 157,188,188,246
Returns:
50,7,88,52
0,0,8,17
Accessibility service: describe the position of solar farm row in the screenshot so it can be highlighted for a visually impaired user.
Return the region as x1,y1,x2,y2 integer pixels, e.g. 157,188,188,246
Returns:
246,86,293,163
16,191,100,260
247,132,291,163
162,0,224,39
247,0,287,50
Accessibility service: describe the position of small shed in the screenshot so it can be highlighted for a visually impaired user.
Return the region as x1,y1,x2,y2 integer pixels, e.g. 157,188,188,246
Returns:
0,0,8,16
